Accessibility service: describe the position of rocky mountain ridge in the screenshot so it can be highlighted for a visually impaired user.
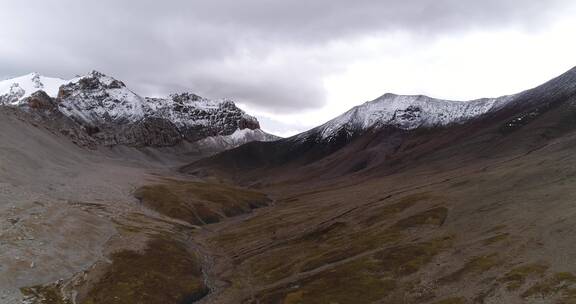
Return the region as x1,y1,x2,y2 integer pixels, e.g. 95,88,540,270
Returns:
305,93,515,142
0,71,276,148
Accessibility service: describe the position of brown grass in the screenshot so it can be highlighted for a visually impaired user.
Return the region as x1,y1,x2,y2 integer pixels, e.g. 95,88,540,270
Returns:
433,297,466,304
498,263,548,291
440,254,500,284
362,193,431,226
81,236,208,304
522,272,576,299
391,207,448,230
482,233,510,246
252,236,453,303
134,179,270,225
20,284,71,304
253,257,397,304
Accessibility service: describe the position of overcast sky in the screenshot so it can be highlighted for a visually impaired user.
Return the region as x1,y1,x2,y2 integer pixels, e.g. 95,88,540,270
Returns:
1,0,576,136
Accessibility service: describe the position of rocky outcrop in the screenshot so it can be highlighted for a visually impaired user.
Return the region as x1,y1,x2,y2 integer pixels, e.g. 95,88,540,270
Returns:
24,91,57,111
0,83,26,104
156,94,262,142
238,114,260,130
391,105,423,129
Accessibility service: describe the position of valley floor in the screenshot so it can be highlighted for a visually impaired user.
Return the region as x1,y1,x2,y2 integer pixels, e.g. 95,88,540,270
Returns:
190,140,576,304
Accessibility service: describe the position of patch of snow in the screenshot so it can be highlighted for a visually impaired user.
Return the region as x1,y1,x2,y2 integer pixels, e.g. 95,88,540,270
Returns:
195,128,279,150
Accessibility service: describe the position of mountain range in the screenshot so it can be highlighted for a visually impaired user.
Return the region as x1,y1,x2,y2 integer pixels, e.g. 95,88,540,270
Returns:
2,66,576,304
0,71,278,149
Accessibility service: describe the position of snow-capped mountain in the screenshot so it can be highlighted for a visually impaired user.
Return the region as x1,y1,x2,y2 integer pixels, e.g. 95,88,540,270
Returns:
56,71,264,143
57,71,147,124
0,71,276,147
0,72,69,104
299,93,516,142
300,66,576,143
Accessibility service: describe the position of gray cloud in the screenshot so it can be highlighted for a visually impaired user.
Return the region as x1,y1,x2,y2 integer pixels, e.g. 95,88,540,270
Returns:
0,0,571,113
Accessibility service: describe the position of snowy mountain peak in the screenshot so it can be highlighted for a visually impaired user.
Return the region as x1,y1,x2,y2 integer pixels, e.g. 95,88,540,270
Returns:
83,70,127,88
0,73,69,104
0,71,136,107
308,93,516,140
57,71,145,124
61,71,129,95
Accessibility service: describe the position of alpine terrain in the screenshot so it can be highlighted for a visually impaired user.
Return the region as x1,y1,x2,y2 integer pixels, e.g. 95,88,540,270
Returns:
3,66,576,304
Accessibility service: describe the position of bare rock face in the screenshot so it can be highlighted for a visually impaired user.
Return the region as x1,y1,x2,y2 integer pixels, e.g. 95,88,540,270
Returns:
162,94,260,142
24,91,57,111
391,105,423,129
93,117,183,147
239,114,260,130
